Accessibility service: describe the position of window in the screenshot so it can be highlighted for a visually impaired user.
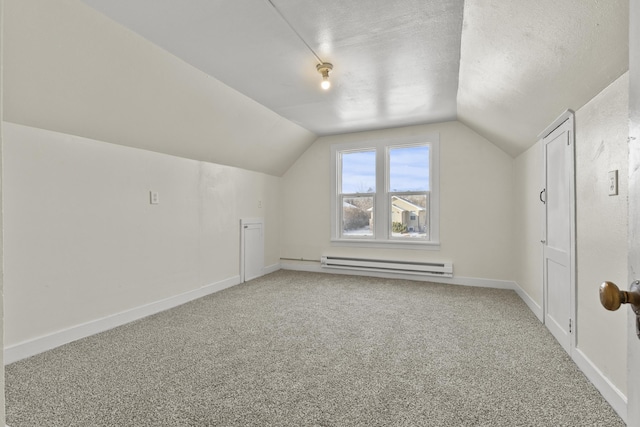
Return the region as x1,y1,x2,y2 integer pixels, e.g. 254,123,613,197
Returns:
330,133,440,248
340,150,375,238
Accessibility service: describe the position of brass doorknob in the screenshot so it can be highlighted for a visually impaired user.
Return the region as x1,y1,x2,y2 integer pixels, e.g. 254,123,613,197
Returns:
599,281,640,311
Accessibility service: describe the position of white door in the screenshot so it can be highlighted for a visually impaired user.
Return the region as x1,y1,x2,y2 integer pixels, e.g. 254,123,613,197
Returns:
542,112,575,353
240,218,264,282
627,0,640,423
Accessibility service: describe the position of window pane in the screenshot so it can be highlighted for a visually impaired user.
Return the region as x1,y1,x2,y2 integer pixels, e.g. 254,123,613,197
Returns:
389,145,429,192
390,194,428,239
341,150,376,194
342,195,374,237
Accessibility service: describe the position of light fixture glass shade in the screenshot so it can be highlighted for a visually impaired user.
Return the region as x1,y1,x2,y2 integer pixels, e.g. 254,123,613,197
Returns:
316,62,333,91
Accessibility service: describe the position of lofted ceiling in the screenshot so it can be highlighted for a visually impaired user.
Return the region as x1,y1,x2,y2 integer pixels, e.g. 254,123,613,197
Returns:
80,0,628,158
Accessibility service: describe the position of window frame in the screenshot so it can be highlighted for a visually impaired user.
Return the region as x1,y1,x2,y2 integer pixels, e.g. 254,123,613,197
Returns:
330,133,440,249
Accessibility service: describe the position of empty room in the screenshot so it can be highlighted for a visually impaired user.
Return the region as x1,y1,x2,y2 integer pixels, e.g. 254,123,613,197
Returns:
1,0,640,426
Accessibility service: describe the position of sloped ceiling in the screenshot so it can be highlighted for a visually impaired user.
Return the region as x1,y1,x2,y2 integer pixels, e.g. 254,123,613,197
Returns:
80,0,464,136
80,0,629,158
458,0,629,156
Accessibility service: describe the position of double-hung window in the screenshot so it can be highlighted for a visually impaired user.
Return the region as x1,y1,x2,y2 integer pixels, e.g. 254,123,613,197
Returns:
330,133,440,248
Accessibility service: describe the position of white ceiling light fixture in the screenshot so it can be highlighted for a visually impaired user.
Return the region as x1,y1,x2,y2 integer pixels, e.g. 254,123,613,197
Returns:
317,63,333,90
266,0,334,91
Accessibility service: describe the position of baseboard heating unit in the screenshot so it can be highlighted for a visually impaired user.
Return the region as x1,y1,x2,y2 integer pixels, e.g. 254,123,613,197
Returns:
320,256,453,278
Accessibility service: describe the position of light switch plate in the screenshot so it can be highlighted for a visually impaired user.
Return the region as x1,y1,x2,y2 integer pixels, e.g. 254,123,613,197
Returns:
150,191,160,204
608,170,618,196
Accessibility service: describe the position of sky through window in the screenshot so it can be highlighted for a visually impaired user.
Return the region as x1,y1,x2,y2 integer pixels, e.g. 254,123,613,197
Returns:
341,145,429,193
389,145,429,192
341,150,376,193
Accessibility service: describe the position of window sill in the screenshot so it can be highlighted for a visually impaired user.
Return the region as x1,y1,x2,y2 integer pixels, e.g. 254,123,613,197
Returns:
330,239,441,250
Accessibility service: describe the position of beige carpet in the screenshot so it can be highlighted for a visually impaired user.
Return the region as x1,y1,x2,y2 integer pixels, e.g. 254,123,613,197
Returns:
6,270,624,426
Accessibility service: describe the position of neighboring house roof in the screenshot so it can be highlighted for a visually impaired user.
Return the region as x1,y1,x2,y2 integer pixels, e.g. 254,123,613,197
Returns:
391,196,425,212
391,203,406,213
365,196,425,213
343,201,360,210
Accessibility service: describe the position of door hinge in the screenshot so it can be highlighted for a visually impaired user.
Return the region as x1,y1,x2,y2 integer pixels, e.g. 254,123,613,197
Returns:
569,319,572,333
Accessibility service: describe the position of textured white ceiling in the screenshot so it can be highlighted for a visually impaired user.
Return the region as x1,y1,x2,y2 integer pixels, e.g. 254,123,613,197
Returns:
457,0,629,156
80,0,628,157
80,0,463,135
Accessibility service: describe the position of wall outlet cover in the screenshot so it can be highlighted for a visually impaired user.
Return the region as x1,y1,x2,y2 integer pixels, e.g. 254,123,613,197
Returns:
150,191,160,204
608,170,618,196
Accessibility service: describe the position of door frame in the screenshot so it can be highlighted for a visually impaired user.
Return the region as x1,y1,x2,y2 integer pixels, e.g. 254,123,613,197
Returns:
540,110,577,354
627,0,639,424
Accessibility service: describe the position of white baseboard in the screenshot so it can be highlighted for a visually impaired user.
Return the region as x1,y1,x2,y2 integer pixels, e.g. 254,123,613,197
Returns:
512,282,543,321
572,348,627,424
263,262,281,275
280,260,323,273
4,275,241,365
437,275,518,290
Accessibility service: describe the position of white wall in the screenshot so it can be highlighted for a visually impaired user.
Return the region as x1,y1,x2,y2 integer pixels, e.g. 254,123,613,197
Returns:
3,122,280,349
575,73,629,397
512,72,630,407
513,141,543,317
281,121,515,282
3,0,316,177
2,0,292,362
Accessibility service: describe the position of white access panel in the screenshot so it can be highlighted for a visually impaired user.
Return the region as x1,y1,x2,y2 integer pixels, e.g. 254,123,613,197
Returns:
240,218,264,282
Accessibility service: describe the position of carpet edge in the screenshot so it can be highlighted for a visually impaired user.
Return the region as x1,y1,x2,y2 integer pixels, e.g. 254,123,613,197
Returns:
4,275,241,365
